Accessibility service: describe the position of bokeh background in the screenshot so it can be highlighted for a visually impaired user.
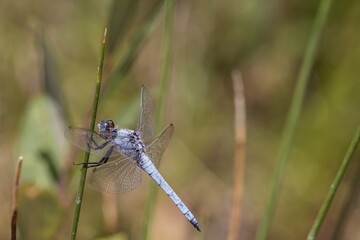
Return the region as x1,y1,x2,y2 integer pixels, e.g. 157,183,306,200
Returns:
1,0,360,239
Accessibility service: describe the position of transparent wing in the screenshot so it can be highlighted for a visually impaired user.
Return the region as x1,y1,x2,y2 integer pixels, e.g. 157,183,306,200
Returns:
64,126,123,157
136,85,154,144
145,123,174,167
88,157,142,194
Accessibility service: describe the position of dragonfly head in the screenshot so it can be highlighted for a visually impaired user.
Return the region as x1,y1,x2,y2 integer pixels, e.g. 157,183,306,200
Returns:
98,119,116,139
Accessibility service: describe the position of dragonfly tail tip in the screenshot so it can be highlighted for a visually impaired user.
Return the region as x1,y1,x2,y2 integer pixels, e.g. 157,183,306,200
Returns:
195,224,201,232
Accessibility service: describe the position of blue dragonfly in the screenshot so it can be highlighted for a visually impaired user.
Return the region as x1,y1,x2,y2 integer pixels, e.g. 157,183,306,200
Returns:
65,85,200,231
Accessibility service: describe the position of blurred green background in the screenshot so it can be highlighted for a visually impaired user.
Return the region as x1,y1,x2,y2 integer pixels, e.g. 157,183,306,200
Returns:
1,0,360,239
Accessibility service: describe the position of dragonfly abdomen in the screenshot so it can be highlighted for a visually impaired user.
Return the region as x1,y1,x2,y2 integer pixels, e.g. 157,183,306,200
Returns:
139,154,201,231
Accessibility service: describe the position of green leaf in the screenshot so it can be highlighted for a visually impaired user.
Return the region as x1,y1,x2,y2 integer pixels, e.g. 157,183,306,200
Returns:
16,94,66,189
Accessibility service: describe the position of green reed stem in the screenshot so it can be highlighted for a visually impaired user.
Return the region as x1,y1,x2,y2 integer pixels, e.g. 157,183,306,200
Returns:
256,0,334,239
332,145,360,240
142,1,175,239
307,127,360,240
69,28,107,240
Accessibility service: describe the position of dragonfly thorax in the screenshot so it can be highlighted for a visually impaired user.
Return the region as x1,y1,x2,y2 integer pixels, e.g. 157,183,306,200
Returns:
114,129,145,157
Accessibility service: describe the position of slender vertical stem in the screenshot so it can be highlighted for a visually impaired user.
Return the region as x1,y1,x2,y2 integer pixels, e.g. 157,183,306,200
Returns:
256,0,334,239
69,28,107,240
227,71,246,240
11,156,23,240
142,1,175,239
307,128,360,240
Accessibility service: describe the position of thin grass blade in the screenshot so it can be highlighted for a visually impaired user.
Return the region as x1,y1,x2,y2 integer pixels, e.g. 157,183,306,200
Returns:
307,127,360,240
256,0,334,238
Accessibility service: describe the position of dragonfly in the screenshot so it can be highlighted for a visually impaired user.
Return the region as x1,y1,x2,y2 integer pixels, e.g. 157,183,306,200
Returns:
65,85,201,232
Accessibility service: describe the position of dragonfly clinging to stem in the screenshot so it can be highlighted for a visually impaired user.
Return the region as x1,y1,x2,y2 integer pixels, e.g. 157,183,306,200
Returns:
65,85,201,231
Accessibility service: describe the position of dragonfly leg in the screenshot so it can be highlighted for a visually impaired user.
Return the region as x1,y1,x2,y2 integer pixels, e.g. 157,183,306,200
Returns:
87,138,110,150
73,146,114,168
98,146,114,163
73,161,103,167
84,157,109,168
94,141,111,150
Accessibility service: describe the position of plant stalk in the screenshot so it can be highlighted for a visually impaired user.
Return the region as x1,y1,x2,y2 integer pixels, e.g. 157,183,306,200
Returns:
69,28,107,240
307,127,360,240
11,156,23,240
256,0,334,238
227,71,246,240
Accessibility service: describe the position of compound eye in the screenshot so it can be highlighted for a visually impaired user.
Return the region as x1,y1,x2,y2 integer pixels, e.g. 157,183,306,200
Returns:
107,120,115,129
